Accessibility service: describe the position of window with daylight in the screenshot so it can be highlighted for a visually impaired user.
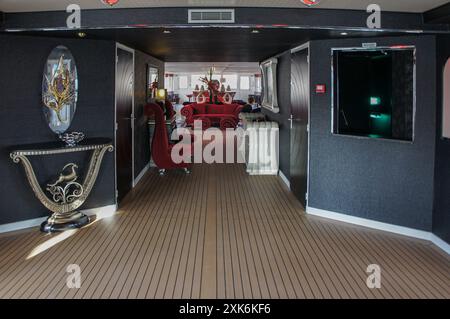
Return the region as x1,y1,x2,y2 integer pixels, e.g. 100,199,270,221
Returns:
179,75,188,89
191,74,204,89
240,76,250,90
164,75,174,92
255,75,262,93
222,74,238,90
191,74,221,89
443,58,450,138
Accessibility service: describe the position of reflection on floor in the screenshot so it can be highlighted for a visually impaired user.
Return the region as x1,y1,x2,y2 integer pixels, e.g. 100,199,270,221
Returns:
0,164,449,299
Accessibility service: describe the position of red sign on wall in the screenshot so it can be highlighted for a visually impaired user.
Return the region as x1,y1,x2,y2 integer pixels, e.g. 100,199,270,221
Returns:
316,84,326,94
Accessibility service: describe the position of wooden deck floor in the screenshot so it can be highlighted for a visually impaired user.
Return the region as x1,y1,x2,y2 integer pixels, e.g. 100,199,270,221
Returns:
0,164,449,299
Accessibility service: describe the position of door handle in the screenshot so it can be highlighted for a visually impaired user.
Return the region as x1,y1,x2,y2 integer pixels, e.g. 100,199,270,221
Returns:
288,114,294,129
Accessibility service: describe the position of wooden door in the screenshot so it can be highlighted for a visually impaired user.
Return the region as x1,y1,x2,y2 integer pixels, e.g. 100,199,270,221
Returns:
290,48,309,208
116,47,134,203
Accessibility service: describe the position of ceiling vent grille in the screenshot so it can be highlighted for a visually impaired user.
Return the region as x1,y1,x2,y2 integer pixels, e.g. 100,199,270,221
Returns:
188,9,235,23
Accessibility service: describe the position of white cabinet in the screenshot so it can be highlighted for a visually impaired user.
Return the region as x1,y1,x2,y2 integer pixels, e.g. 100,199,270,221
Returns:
239,114,279,175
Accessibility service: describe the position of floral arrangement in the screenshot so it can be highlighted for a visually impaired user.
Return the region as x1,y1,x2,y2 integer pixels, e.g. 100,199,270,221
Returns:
151,77,159,90
199,67,222,104
150,76,159,98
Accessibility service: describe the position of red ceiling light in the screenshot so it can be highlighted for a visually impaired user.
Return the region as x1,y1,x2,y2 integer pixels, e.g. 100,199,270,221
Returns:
300,0,321,6
101,0,119,6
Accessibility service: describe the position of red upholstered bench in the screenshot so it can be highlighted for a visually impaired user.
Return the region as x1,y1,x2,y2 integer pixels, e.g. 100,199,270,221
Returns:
196,116,212,130
181,103,242,130
220,117,238,130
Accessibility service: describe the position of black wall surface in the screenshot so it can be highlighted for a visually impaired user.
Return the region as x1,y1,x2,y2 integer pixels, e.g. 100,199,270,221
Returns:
262,52,292,179
0,34,116,224
308,36,436,231
133,50,164,178
433,35,450,244
3,7,431,31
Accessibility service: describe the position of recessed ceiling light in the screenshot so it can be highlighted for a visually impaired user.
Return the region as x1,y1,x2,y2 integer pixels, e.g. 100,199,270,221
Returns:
77,32,86,38
163,30,171,34
340,32,349,36
252,30,260,34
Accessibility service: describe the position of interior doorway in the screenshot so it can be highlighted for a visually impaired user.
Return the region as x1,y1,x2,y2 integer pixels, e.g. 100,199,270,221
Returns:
115,44,135,204
290,44,310,208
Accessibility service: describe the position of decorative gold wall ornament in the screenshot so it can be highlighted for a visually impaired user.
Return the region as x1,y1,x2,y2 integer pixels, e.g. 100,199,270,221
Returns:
42,45,78,134
10,140,113,232
43,55,76,123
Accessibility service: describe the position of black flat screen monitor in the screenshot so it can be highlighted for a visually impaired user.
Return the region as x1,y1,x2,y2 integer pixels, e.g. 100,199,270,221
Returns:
332,47,415,141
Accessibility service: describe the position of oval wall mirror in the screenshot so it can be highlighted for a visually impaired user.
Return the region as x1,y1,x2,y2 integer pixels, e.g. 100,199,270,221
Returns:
42,45,78,134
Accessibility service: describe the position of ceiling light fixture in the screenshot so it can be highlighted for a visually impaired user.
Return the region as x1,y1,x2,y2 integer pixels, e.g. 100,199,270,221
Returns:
77,32,87,38
300,0,321,7
252,30,260,34
163,30,171,34
340,32,349,36
101,0,120,6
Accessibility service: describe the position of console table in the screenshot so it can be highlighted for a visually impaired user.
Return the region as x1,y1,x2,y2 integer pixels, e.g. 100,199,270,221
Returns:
10,138,113,233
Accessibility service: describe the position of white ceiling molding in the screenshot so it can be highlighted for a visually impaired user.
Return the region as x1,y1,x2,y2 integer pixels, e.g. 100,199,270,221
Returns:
0,0,448,13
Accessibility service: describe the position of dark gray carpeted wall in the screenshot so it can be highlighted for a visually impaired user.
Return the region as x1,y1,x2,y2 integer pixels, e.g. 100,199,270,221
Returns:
0,34,116,224
308,36,436,231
